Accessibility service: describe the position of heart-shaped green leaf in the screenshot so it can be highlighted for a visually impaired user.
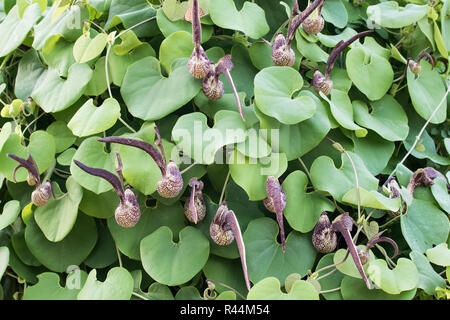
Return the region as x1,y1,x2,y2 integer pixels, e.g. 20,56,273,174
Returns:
78,267,134,300
341,276,416,300
41,36,76,77
401,199,450,254
140,226,210,286
247,277,319,300
79,189,119,219
410,250,446,295
68,98,121,137
322,0,348,28
320,90,367,137
367,258,418,295
73,32,108,63
159,31,193,74
34,176,83,242
209,0,269,39
33,3,88,50
229,150,288,201
367,2,428,28
0,4,42,57
23,270,88,300
109,202,186,260
46,121,76,153
244,218,317,284
407,60,447,124
32,63,93,113
0,200,20,231
426,243,450,267
254,66,316,125
14,49,47,101
353,95,409,141
346,46,394,101
25,213,97,272
84,223,117,269
295,32,329,63
310,152,379,202
334,246,375,279
172,111,247,164
11,229,41,267
121,57,201,121
283,171,335,233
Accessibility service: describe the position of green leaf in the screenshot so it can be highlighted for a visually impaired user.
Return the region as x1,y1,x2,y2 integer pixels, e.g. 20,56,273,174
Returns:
247,277,319,300
113,30,143,56
159,31,193,74
209,0,269,39
334,246,375,279
34,177,83,242
161,0,190,21
42,36,76,77
229,150,288,201
23,270,88,300
315,253,344,300
70,136,116,194
105,0,157,38
0,246,9,280
78,267,134,300
25,213,97,272
426,243,450,267
140,226,210,286
295,32,329,63
33,3,88,50
0,4,42,57
73,32,108,63
367,2,428,28
46,121,76,154
0,200,20,231
353,95,409,141
68,98,121,137
283,171,334,233
320,90,367,137
431,178,450,214
84,57,110,96
341,276,416,300
342,187,401,211
14,49,47,101
254,66,316,125
243,218,317,284
346,46,394,101
407,60,447,124
32,63,93,113
310,152,379,202
172,111,247,165
11,230,41,266
109,202,186,260
79,189,118,219
410,250,446,295
401,199,450,254
367,258,418,295
121,57,201,121
0,130,56,183
322,0,348,28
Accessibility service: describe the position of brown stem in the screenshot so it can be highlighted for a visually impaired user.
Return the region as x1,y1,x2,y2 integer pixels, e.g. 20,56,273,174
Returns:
325,30,374,77
417,47,434,69
286,0,325,45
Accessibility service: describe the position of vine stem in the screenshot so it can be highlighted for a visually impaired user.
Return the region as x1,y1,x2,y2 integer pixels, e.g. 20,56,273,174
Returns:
206,279,247,300
315,267,337,281
132,292,149,300
22,112,45,135
327,137,361,221
320,287,341,294
118,116,136,133
180,161,198,175
297,157,316,190
314,250,350,275
383,82,450,188
116,243,123,268
219,170,231,204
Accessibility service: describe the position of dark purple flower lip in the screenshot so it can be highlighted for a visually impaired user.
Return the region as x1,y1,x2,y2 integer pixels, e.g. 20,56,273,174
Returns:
73,158,125,203
331,213,372,289
365,230,399,260
407,167,449,195
210,202,251,291
7,153,41,186
98,125,167,176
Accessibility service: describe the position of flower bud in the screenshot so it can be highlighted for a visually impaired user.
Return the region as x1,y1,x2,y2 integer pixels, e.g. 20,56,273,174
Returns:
408,60,421,74
271,33,295,67
184,178,206,224
210,203,234,246
115,188,141,228
302,16,324,35
31,181,52,207
312,70,333,95
312,211,337,253
357,247,370,265
157,160,183,198
202,69,224,101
